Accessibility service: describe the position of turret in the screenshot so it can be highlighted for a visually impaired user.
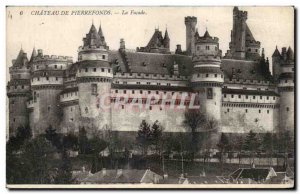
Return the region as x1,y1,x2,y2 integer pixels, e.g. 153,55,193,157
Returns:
76,23,113,134
78,23,109,61
225,7,261,61
276,46,294,134
7,48,31,137
191,30,224,122
272,46,281,80
185,16,197,56
163,28,170,49
28,49,73,135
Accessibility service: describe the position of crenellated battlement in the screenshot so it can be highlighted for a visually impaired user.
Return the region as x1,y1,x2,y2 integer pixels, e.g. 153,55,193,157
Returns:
113,72,190,81
184,16,197,24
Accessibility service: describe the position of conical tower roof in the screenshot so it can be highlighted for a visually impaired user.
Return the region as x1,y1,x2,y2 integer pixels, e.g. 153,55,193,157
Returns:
29,47,37,62
272,46,281,57
13,48,28,67
287,47,294,61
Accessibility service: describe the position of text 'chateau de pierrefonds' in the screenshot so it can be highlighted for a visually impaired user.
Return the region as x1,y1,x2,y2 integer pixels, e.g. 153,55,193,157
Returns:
7,7,294,137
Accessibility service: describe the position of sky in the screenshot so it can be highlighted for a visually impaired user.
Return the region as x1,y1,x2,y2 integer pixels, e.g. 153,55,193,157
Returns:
6,6,294,71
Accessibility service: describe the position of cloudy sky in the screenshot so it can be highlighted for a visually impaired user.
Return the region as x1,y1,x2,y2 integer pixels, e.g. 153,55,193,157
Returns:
6,6,294,70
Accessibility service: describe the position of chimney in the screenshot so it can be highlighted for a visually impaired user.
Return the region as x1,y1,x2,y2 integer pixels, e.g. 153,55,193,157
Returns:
175,44,182,54
102,168,106,176
120,38,125,50
37,49,43,56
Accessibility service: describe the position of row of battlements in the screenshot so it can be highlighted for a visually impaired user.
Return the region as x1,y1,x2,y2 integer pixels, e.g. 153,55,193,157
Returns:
33,55,73,61
225,78,272,85
113,72,190,81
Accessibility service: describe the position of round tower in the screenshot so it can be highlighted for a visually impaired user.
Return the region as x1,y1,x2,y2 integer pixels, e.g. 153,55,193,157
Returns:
277,47,294,134
76,23,112,133
7,48,31,137
185,16,197,56
29,48,73,135
191,30,224,123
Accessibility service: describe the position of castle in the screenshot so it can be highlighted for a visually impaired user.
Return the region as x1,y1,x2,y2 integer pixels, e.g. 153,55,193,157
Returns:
7,7,294,138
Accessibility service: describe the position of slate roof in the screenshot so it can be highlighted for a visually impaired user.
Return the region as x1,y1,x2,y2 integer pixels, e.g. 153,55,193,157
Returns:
230,168,271,182
108,50,270,82
13,49,28,68
112,51,193,76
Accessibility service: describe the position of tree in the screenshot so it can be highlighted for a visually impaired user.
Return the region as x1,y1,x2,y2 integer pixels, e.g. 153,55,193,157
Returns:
261,132,273,166
78,127,88,154
88,136,108,173
136,120,152,156
20,136,57,184
217,133,230,174
63,133,78,150
7,125,32,152
183,109,206,162
278,130,292,167
55,150,73,184
150,120,163,155
243,130,260,167
45,125,62,150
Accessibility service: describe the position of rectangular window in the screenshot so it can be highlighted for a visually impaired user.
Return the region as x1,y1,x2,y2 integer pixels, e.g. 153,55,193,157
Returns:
148,91,151,94
124,90,127,94
108,69,111,73
207,88,213,99
227,108,230,113
238,95,241,98
85,68,88,72
206,74,209,77
101,68,104,72
259,110,261,113
46,77,49,81
215,74,217,78
132,90,135,94
260,96,262,99
37,65,39,69
102,55,105,59
147,82,151,85
245,109,248,113
286,107,289,111
224,94,227,98
231,94,234,98
246,95,248,99
54,65,57,69
267,96,269,100
267,110,269,114
115,90,118,93
93,68,96,72
273,97,276,100
253,96,256,99
91,84,97,95
140,90,143,94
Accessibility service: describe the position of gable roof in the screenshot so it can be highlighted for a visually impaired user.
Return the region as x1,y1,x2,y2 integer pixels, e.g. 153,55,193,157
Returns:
230,168,273,182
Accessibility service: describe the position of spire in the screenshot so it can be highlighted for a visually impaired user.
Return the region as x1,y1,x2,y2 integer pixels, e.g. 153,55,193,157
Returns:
98,23,103,37
272,46,281,57
164,28,169,40
287,46,294,61
13,48,28,67
83,23,100,47
194,28,200,39
30,47,37,62
203,29,211,38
